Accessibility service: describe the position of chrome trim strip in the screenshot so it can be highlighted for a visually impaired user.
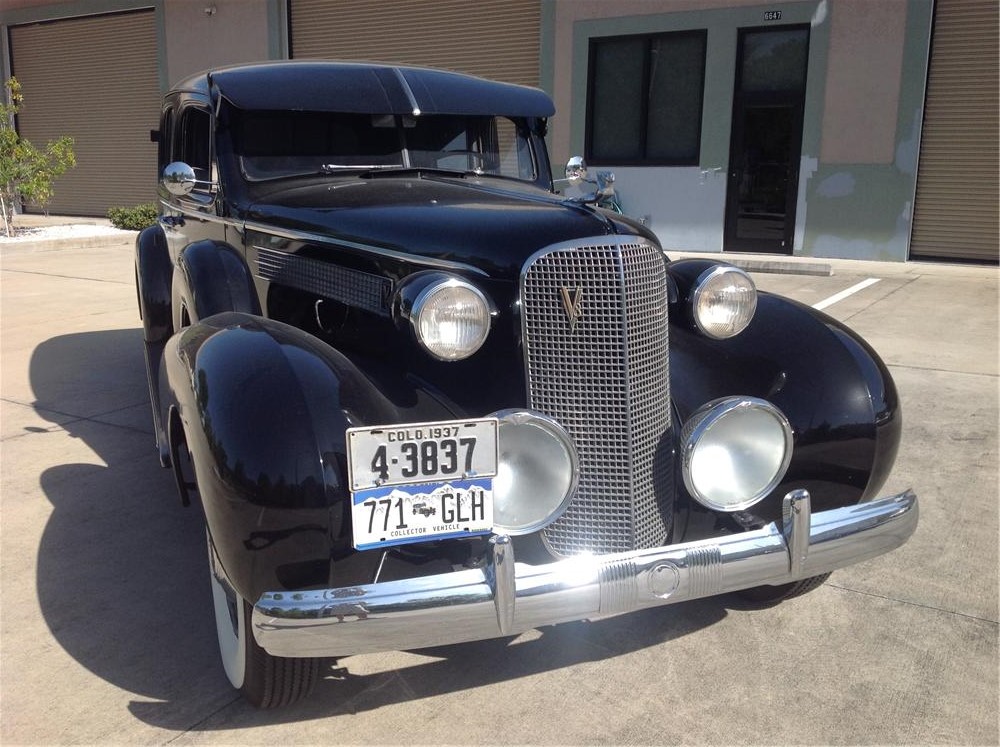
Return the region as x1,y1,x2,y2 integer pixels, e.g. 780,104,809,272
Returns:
160,199,234,228
243,220,489,276
251,489,918,658
393,67,422,116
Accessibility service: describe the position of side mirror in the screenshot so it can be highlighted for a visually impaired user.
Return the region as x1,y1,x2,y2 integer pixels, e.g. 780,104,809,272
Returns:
565,156,588,184
161,162,197,196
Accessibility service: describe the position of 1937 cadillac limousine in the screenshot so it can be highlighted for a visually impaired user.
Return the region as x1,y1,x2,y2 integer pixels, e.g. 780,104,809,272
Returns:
136,61,918,707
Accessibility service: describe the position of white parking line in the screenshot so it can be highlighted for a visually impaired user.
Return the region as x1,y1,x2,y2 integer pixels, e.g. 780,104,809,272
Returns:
812,278,881,311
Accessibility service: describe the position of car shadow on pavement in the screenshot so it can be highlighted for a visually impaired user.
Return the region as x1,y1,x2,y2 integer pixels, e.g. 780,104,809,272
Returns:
31,329,233,727
30,329,730,732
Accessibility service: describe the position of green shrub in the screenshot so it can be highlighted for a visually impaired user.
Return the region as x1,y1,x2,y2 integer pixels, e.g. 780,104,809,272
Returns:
107,202,158,231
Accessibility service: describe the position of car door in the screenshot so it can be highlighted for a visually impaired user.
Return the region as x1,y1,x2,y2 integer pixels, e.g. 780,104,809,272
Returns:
160,100,227,263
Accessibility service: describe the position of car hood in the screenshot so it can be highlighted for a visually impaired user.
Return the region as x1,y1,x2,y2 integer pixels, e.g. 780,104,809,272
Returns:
242,174,652,279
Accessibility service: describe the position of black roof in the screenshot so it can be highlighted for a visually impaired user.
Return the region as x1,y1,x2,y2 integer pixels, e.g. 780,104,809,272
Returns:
172,61,555,118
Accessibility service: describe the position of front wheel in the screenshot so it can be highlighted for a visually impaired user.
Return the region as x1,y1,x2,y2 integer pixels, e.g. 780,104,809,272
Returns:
736,573,832,606
208,533,320,707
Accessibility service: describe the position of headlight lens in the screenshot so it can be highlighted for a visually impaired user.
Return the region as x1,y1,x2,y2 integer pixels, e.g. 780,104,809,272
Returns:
412,278,492,360
490,410,577,535
691,265,757,339
680,397,793,512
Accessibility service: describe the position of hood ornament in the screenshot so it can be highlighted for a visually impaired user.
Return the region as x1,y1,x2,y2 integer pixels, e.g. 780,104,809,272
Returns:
560,286,584,332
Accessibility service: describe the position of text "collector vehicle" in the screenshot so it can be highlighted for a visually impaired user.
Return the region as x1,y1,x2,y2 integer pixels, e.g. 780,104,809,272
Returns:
135,61,918,707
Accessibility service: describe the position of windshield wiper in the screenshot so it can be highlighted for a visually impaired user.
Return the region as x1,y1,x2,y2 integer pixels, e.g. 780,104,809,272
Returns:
358,166,469,179
319,164,402,174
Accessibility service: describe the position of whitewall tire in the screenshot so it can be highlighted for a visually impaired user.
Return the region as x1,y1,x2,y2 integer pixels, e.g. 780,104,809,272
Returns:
207,531,321,707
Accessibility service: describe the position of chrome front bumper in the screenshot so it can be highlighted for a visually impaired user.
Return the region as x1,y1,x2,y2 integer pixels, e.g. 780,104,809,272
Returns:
252,489,917,658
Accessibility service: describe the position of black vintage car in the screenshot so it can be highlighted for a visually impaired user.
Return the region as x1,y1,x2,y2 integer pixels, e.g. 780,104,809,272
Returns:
136,61,918,708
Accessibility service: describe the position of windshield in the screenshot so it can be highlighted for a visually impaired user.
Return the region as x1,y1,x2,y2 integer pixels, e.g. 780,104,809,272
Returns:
232,110,538,182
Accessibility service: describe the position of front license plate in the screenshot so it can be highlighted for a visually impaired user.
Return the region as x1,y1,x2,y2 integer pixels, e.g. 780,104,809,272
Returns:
351,478,494,550
346,418,498,491
347,418,498,550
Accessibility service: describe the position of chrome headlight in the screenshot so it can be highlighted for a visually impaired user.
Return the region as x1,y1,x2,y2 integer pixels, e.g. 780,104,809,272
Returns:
409,277,492,361
490,410,578,535
680,397,793,512
691,265,757,339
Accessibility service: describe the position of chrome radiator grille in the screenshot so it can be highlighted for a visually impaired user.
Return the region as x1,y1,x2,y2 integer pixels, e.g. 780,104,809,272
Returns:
521,237,673,556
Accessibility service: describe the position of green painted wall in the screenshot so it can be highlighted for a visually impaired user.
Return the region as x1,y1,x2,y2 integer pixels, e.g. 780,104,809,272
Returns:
542,0,933,262
799,1,932,261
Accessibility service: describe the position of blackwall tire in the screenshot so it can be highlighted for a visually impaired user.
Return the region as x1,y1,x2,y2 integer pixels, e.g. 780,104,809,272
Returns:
208,533,320,708
736,572,832,606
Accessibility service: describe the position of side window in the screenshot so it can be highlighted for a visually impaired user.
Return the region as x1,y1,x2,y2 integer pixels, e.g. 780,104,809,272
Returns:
158,107,174,167
586,30,707,166
179,107,211,181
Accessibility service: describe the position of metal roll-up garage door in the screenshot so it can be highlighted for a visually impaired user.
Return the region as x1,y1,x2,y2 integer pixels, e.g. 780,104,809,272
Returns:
9,10,160,217
910,0,999,262
289,0,541,87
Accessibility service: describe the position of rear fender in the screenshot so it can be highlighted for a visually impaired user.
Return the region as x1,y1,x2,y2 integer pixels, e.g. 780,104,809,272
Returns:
135,225,174,464
171,240,260,330
135,225,173,343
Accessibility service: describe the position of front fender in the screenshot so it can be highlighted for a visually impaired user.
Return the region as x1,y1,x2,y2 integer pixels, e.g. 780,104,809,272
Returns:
163,312,409,602
669,290,901,524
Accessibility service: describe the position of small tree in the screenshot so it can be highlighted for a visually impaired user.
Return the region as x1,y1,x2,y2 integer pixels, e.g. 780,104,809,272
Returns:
0,78,76,236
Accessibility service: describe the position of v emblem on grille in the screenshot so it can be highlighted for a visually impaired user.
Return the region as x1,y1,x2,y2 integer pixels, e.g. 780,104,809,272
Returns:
560,286,584,331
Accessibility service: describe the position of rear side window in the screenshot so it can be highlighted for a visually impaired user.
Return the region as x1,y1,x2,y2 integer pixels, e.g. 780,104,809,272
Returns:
179,107,211,176
158,107,174,167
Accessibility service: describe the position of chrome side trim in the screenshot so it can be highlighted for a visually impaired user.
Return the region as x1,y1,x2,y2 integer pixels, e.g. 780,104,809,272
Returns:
244,221,489,276
394,68,422,116
160,199,232,228
251,489,918,658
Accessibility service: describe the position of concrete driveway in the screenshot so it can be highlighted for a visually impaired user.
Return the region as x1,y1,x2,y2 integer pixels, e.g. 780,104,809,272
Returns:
1,234,997,745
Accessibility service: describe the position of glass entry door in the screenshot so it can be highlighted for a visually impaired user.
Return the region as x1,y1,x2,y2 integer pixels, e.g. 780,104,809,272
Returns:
724,27,809,254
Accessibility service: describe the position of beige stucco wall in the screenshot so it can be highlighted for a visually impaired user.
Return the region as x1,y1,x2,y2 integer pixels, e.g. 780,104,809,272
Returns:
163,0,271,86
821,0,907,163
